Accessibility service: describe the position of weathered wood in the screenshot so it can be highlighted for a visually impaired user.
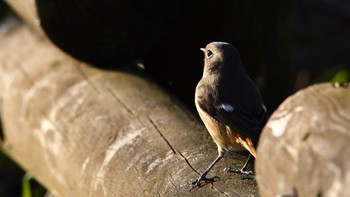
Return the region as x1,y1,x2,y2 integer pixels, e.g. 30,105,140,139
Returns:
0,15,259,197
256,83,350,197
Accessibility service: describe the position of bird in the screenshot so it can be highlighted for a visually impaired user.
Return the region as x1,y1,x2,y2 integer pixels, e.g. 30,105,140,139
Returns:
191,41,267,189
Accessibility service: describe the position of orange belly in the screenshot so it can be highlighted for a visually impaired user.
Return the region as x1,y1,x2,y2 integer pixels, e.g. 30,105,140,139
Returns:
196,101,257,157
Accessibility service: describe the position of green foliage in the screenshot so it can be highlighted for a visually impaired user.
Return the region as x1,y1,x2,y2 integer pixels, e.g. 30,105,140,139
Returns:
314,67,350,84
21,174,46,197
22,174,32,197
0,151,46,197
331,69,350,83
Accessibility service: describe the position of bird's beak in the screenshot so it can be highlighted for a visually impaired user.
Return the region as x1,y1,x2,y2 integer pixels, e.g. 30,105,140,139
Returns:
200,48,205,52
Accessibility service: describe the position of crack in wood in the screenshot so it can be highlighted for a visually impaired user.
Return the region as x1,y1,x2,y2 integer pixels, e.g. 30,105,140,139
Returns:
147,116,203,179
134,166,141,178
178,151,200,175
105,85,136,117
147,116,176,154
168,173,177,189
76,65,101,93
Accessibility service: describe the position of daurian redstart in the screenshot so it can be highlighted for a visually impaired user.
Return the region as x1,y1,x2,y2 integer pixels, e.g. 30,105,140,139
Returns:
192,42,267,188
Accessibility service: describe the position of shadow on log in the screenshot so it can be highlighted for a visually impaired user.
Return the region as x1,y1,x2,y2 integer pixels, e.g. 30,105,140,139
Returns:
256,82,350,196
0,15,259,197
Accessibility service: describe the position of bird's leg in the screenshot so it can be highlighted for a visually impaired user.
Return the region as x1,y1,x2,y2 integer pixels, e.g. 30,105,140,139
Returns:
191,151,224,189
225,153,254,175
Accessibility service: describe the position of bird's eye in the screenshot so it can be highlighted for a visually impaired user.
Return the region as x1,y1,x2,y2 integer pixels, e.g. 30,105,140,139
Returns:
206,49,214,58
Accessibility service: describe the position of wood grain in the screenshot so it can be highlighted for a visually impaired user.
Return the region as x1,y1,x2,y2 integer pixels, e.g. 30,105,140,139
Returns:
0,14,259,197
256,82,350,197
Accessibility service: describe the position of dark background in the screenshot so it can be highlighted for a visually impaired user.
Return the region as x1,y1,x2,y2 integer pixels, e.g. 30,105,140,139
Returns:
1,0,350,196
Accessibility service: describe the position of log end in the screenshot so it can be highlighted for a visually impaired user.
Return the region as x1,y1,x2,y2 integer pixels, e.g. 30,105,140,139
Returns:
256,82,350,196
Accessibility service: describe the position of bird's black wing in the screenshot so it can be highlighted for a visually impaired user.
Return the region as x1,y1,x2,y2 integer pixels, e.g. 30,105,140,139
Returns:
215,105,267,140
197,97,267,141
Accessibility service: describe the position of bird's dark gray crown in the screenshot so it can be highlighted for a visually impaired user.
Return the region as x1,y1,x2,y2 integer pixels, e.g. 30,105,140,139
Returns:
205,42,239,58
203,42,241,72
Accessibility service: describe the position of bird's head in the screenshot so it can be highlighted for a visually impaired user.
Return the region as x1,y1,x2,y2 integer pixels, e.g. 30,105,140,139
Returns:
200,42,241,77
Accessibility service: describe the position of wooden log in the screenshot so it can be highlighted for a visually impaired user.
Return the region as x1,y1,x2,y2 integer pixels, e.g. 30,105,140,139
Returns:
256,82,350,197
0,15,259,197
6,0,294,111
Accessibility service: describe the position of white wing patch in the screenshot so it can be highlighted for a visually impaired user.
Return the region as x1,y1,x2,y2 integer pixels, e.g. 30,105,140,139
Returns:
218,103,235,112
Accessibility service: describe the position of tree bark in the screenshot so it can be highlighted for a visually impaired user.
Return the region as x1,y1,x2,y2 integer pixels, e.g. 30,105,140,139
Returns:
0,3,259,197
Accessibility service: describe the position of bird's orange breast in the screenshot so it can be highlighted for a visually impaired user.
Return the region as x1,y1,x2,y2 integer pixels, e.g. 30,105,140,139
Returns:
195,100,257,157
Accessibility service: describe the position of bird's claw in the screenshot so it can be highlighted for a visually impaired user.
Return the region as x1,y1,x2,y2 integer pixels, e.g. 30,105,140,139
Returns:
190,175,220,190
224,167,254,175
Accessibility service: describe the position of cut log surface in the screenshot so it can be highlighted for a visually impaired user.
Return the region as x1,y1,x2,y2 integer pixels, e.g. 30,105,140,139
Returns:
0,17,259,197
256,82,350,197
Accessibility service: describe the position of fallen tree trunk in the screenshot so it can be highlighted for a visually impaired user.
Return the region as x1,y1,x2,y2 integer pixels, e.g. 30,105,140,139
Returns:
0,5,259,197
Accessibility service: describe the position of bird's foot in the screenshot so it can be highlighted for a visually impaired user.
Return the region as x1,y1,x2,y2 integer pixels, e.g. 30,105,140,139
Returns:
224,167,254,175
190,175,220,190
